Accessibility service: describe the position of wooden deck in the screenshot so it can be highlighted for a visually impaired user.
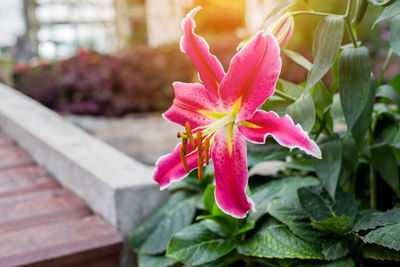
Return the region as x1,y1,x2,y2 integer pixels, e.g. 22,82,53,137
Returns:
0,130,122,267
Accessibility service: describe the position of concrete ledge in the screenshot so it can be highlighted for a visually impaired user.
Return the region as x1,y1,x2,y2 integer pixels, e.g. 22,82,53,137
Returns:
0,83,168,236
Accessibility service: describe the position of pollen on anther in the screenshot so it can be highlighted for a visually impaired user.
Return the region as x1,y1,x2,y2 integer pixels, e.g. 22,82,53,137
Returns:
185,122,195,148
180,147,189,173
198,155,204,180
204,137,210,165
197,131,203,157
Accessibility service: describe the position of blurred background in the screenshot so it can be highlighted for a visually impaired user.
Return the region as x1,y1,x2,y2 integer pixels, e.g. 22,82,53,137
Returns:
0,0,395,163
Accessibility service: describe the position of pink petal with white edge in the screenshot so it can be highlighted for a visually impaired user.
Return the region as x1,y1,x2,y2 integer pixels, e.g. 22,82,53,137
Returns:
154,142,199,190
211,126,255,218
163,82,219,128
238,110,321,158
219,33,281,122
180,7,225,94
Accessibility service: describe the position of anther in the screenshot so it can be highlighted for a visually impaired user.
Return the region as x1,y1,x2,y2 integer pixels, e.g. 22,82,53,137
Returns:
180,147,189,173
185,122,195,148
204,137,210,165
198,155,204,180
197,131,203,157
182,138,188,154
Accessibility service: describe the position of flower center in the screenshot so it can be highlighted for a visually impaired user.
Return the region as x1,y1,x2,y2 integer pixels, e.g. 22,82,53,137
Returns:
178,113,236,180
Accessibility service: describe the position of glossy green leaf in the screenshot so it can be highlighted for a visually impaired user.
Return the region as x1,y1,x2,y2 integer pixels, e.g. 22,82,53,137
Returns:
371,144,400,195
339,46,371,130
250,176,319,221
368,0,396,6
377,85,400,107
166,222,238,266
283,159,314,172
364,223,400,251
311,215,354,234
312,134,342,199
353,208,400,232
298,185,357,221
306,16,345,90
283,49,313,70
139,195,197,254
362,245,400,261
129,191,193,249
391,15,400,55
352,77,376,149
375,0,400,24
322,239,350,260
286,93,316,132
237,219,323,259
267,198,329,244
310,82,333,117
137,254,177,267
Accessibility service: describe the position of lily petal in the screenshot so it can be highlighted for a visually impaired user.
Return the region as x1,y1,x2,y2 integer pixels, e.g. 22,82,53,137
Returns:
180,7,225,94
219,33,281,122
154,142,199,190
211,126,255,218
238,110,321,158
163,82,219,128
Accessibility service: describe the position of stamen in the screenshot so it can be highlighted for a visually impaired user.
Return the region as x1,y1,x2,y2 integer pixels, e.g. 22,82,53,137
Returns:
198,155,204,180
204,137,210,165
197,131,203,157
182,137,188,154
185,122,195,148
180,147,189,173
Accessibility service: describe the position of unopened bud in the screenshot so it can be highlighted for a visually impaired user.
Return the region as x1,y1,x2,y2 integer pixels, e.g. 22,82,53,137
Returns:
268,12,294,48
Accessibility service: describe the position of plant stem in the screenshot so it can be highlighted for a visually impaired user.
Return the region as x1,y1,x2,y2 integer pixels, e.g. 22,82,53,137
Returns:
345,0,359,48
274,89,297,102
291,10,340,17
370,164,377,209
378,48,394,86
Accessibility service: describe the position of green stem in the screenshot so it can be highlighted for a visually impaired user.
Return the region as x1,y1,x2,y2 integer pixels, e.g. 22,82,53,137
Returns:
274,89,297,102
291,10,342,17
345,0,359,47
370,164,377,209
378,48,394,86
353,0,368,26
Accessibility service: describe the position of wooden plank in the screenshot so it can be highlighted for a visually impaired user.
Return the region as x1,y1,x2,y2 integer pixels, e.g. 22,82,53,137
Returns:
0,146,34,170
0,131,13,147
0,216,123,267
0,189,90,232
0,165,48,180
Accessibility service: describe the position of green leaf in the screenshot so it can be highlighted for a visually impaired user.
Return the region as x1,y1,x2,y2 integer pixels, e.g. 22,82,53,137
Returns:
129,191,193,249
310,82,333,117
306,16,345,90
322,239,350,260
166,222,238,266
339,136,359,186
267,198,329,244
283,159,314,172
137,254,178,267
353,208,400,232
250,176,319,221
286,93,316,132
364,223,400,251
297,257,355,267
371,144,400,195
196,214,239,237
391,14,400,55
298,185,357,221
311,215,354,234
237,219,323,259
368,0,397,6
312,134,342,199
280,79,304,98
362,244,400,261
139,195,197,254
234,221,255,236
377,85,400,107
390,73,400,91
283,49,312,70
375,0,400,24
351,76,376,149
203,185,223,215
339,46,371,130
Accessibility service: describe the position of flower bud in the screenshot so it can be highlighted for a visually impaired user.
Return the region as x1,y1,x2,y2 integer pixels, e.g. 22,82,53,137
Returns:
268,12,294,48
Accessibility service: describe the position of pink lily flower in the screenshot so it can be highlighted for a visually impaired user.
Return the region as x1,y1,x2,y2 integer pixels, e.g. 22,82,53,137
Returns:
154,7,321,218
